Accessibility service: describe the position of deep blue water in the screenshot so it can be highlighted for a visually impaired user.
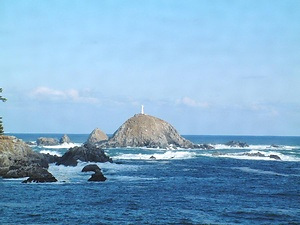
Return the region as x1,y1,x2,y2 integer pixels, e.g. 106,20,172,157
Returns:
1,134,300,224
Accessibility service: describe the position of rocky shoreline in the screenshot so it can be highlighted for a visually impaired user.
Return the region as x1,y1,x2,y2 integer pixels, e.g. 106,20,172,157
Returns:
0,113,217,183
0,135,112,183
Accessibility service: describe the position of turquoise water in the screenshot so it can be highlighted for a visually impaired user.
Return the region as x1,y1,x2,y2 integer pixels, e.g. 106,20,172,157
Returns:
1,134,300,224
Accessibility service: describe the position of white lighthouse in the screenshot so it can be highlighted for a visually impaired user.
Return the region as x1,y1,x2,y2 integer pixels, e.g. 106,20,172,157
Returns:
141,105,144,114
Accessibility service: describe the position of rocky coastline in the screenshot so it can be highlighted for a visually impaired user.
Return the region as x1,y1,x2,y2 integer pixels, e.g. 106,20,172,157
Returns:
1,113,216,183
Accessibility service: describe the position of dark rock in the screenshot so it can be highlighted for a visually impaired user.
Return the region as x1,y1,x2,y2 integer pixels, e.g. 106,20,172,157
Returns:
149,155,156,160
41,153,60,164
269,154,281,160
88,172,107,182
225,141,249,148
59,134,71,144
271,144,280,148
82,164,106,182
57,143,113,166
81,164,101,173
102,113,194,149
196,144,214,149
37,137,59,146
86,128,108,145
243,152,265,157
22,167,57,183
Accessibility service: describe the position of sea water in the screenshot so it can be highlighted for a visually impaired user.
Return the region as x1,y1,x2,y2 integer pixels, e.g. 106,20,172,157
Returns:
1,134,300,224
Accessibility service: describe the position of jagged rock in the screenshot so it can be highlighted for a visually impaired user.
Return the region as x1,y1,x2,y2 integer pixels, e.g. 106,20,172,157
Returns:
102,113,194,149
60,134,71,144
37,137,59,146
86,128,108,144
0,136,57,182
0,136,49,177
56,143,113,166
196,144,214,150
149,155,156,160
225,141,249,148
269,154,281,160
82,164,106,182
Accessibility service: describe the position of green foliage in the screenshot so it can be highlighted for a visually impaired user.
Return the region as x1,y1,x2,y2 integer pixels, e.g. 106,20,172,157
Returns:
0,88,7,102
0,117,3,135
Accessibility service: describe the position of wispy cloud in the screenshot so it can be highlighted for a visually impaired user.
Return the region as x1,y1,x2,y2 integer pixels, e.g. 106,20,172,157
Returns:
176,97,210,108
249,102,279,116
30,86,99,104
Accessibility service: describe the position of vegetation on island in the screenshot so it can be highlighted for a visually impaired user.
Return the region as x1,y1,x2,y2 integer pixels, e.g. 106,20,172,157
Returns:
0,88,7,135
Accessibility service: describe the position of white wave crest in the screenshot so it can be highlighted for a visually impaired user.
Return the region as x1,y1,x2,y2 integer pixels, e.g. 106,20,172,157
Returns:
40,150,62,157
114,151,196,160
200,150,300,162
231,167,297,177
42,143,81,149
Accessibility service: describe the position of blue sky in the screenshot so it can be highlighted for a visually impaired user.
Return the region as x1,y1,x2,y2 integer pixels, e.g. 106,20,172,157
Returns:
1,0,300,135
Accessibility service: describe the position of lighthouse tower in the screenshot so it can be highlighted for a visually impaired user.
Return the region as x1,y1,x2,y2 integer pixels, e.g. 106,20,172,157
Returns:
141,105,144,114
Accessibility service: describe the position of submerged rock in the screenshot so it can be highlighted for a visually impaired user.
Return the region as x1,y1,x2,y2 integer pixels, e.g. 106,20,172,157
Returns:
102,113,194,149
86,128,108,145
57,143,113,166
60,134,71,144
37,137,59,146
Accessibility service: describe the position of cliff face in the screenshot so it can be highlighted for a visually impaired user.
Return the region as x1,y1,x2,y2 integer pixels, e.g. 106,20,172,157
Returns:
103,114,194,149
0,136,50,179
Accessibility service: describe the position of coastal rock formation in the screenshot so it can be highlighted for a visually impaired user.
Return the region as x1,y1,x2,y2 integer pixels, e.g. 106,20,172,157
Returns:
37,137,59,146
225,141,249,148
81,164,106,182
102,113,195,149
60,134,71,144
86,128,108,144
56,143,113,166
22,167,57,183
0,136,57,181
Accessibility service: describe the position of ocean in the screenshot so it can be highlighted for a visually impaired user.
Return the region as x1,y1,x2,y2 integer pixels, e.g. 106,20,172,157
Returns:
1,134,300,225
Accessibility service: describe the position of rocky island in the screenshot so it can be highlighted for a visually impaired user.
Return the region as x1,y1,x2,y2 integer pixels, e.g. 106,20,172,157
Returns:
101,113,206,149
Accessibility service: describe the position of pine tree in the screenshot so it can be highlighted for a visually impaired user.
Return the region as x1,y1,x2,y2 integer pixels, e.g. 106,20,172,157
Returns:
0,117,3,135
0,88,7,135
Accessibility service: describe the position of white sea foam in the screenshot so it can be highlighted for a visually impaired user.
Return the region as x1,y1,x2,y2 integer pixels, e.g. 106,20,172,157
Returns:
113,150,196,160
212,144,299,151
40,150,62,157
42,143,81,149
200,150,300,162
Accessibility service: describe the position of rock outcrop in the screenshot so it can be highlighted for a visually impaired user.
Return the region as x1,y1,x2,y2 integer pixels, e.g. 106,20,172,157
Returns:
0,136,57,182
22,168,57,183
86,128,108,144
81,164,107,182
56,143,113,166
102,113,195,149
225,141,249,148
37,137,59,146
59,134,71,144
